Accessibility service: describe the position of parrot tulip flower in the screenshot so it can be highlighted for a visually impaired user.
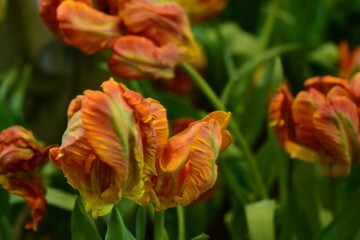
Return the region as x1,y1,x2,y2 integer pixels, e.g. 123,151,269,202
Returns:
150,111,231,210
51,78,232,215
0,126,51,230
268,76,360,177
39,0,205,81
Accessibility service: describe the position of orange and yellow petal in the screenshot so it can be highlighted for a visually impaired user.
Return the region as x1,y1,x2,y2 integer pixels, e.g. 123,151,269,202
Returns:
268,85,295,145
123,1,190,46
155,119,222,210
304,76,349,94
292,89,325,149
0,170,47,231
108,36,181,80
57,1,121,54
313,96,360,176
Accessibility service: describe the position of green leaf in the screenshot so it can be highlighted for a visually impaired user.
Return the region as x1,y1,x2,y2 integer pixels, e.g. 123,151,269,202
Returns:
316,188,360,240
71,197,102,240
240,57,284,145
9,64,31,119
308,42,338,69
190,233,209,240
105,205,136,240
135,206,147,240
0,213,15,240
245,199,276,240
221,43,298,105
46,187,76,211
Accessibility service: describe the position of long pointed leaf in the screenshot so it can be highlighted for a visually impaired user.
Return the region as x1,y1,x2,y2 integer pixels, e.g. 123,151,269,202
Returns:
105,205,136,240
71,197,102,240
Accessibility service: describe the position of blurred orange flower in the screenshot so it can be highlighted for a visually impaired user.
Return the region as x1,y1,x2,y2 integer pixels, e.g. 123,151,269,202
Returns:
268,76,360,177
51,78,231,215
339,41,360,78
0,126,51,230
39,0,205,81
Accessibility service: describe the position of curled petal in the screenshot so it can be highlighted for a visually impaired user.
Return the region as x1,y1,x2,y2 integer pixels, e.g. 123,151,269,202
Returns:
268,85,295,145
108,36,181,80
188,111,232,150
284,141,322,163
349,73,360,101
155,120,222,210
313,96,360,176
57,1,121,54
0,126,50,173
0,170,47,231
292,89,325,149
171,117,194,135
67,95,85,120
326,85,351,99
123,1,191,46
304,76,349,94
50,110,118,218
82,80,145,201
39,0,62,36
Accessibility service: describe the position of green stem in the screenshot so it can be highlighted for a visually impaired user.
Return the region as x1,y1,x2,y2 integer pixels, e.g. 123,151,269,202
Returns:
180,62,267,199
154,210,165,240
257,0,280,54
176,206,186,240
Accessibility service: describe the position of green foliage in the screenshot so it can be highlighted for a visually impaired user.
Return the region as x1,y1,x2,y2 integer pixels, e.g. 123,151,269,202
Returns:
105,206,136,240
71,197,102,240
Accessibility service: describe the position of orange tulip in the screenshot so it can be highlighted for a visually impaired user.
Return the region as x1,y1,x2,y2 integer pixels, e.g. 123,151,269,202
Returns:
339,41,360,78
52,78,232,214
49,78,159,217
268,76,360,177
147,111,231,210
0,126,50,230
39,0,205,81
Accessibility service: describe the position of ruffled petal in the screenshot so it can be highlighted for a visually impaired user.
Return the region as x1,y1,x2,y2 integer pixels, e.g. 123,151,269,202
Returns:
108,36,181,80
0,170,47,231
304,76,349,94
292,89,326,149
57,1,121,54
82,79,145,201
123,1,191,46
313,96,360,176
188,111,232,150
268,85,295,145
155,120,222,210
349,73,360,101
0,126,50,173
39,0,62,36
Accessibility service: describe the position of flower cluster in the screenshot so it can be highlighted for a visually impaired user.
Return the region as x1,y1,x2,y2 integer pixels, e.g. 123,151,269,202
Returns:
39,0,205,81
268,75,360,177
0,126,51,230
50,78,232,217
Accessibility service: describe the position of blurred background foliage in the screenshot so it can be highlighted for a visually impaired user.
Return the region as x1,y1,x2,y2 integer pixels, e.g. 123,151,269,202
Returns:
1,0,360,239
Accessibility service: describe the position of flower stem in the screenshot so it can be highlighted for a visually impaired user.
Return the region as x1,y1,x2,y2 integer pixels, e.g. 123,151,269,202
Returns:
176,206,186,240
154,210,165,240
180,62,267,199
257,0,281,54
